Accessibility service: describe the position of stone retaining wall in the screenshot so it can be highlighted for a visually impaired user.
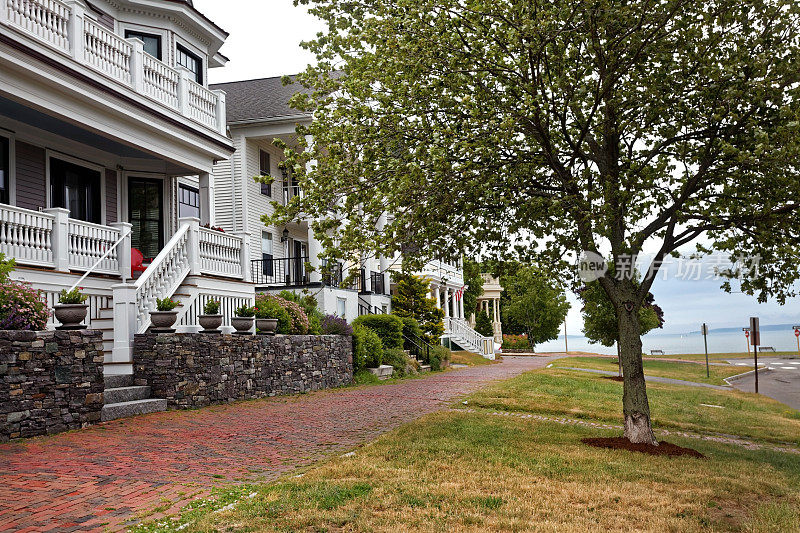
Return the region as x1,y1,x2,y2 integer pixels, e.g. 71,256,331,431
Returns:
0,330,105,442
133,333,353,409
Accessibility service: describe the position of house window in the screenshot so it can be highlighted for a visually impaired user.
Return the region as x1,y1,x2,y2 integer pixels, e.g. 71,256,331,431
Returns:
176,44,202,84
261,231,274,277
0,136,8,205
50,158,101,223
125,30,161,60
178,184,200,219
337,298,347,318
259,150,271,196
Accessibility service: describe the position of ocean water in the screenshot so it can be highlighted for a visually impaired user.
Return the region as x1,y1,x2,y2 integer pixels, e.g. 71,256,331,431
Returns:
534,330,800,356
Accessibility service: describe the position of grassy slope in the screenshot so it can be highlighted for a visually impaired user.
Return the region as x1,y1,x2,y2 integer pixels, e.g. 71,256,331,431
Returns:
553,356,746,386
450,351,496,366
136,369,800,532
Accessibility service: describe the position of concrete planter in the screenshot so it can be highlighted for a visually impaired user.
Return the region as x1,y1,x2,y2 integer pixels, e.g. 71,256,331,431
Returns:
231,316,254,334
53,304,88,330
256,318,278,336
150,311,178,332
367,365,395,380
198,314,223,332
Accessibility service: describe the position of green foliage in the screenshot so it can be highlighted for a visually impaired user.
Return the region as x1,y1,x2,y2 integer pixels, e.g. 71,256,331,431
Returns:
352,314,404,350
352,324,384,370
462,258,484,319
352,369,380,385
155,297,178,312
0,253,15,281
280,290,322,334
58,287,87,305
203,299,221,315
254,296,291,334
504,266,570,350
390,273,444,345
428,345,451,372
0,278,49,331
474,310,493,338
579,278,665,347
235,305,255,318
382,348,411,378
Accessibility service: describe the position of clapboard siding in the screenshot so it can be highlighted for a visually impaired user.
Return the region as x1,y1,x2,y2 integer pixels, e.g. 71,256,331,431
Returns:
105,169,117,224
212,156,233,231
245,138,286,261
15,141,46,211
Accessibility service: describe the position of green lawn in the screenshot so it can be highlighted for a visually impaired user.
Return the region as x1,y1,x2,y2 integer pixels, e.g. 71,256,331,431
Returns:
645,351,798,362
450,350,497,366
553,356,746,386
135,368,800,532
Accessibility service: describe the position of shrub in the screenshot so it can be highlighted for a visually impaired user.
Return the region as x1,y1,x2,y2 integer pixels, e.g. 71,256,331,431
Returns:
352,369,380,385
235,305,255,318
255,294,309,334
429,345,452,372
203,299,221,315
156,298,178,311
352,314,403,350
0,280,49,331
383,347,414,378
254,296,291,333
475,310,494,337
352,324,383,370
502,334,530,350
308,313,322,335
58,287,87,305
399,316,425,355
321,314,353,336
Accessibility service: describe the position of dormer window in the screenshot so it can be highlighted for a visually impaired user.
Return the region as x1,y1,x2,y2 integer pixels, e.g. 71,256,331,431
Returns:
176,44,203,84
125,30,162,60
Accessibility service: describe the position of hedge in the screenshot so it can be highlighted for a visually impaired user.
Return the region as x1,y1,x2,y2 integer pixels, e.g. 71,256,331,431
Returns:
352,314,404,350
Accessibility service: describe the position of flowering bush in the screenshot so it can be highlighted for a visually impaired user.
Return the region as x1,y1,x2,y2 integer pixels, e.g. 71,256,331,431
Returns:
502,334,530,350
156,298,179,311
0,280,49,331
321,314,353,336
235,305,255,318
254,297,291,333
255,294,309,334
203,299,221,315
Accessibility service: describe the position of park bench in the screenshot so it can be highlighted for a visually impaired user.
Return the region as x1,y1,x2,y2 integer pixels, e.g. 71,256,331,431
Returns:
759,346,776,353
650,350,665,355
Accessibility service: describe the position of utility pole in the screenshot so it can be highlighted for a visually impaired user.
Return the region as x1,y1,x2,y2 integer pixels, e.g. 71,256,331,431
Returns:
701,323,709,379
750,317,760,394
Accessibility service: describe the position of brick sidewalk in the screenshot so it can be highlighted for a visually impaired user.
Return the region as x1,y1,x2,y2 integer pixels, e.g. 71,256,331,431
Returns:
0,355,555,532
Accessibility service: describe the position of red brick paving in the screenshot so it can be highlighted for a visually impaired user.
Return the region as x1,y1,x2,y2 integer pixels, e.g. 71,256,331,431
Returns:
0,356,555,531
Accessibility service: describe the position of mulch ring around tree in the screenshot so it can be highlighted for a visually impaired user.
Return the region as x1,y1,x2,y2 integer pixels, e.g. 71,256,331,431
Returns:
582,437,705,458
602,376,624,382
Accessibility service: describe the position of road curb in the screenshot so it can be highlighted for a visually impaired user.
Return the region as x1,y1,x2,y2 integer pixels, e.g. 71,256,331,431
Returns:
724,367,770,385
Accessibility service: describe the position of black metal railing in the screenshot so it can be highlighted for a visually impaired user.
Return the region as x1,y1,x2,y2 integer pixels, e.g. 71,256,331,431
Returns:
322,260,360,290
371,271,385,295
402,330,435,363
251,256,309,286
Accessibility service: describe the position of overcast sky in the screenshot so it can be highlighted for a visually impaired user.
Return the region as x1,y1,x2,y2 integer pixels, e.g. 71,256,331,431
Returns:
195,0,800,335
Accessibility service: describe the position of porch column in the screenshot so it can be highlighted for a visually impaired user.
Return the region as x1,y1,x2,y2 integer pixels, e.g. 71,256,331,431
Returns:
459,295,465,321
110,283,137,373
199,173,214,226
234,231,252,282
66,1,85,62
111,222,133,282
444,288,450,318
179,217,202,276
44,208,70,271
377,213,389,294
495,299,500,323
307,222,323,284
434,285,441,309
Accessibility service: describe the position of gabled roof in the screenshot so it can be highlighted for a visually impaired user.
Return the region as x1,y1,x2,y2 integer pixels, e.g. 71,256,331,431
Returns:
210,75,312,125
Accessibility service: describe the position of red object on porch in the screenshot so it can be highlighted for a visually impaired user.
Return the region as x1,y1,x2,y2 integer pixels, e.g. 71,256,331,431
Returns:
131,248,148,274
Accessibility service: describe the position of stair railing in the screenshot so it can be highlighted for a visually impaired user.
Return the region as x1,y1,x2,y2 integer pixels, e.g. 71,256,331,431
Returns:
68,227,132,292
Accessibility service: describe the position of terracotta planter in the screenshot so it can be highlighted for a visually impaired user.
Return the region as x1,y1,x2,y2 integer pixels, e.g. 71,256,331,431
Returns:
256,318,278,336
54,304,88,330
231,316,254,335
198,314,223,332
150,311,178,332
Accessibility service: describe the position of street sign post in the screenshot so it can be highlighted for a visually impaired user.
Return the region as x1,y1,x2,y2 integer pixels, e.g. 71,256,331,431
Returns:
743,328,751,357
793,326,800,358
701,323,710,378
750,317,760,394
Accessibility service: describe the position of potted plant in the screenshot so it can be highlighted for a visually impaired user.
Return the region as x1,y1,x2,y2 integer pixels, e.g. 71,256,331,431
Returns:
198,299,223,333
54,287,88,330
231,305,255,335
254,304,279,336
150,298,180,332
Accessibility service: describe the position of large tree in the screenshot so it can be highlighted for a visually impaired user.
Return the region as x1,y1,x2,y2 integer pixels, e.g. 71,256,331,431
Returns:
273,0,800,444
505,266,571,351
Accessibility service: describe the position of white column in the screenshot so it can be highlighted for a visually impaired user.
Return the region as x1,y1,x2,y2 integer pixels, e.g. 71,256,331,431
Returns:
459,295,465,320
129,38,145,93
495,299,500,323
177,68,191,117
111,222,132,282
199,173,214,226
435,285,441,309
110,282,137,373
179,216,201,276
307,223,323,283
212,89,227,136
44,207,70,271
234,231,251,282
66,1,85,62
444,288,450,318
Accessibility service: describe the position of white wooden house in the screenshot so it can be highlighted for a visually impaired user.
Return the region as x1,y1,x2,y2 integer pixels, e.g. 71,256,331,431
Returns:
0,0,254,387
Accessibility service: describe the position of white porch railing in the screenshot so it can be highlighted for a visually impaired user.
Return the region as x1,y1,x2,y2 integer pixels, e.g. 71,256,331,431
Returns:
0,0,227,135
67,219,121,275
199,227,244,279
0,204,54,266
444,317,495,359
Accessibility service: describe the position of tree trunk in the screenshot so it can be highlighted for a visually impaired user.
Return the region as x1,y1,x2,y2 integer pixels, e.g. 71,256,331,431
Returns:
617,302,658,445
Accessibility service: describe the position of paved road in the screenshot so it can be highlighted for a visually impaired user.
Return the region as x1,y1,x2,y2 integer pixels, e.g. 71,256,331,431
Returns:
727,358,800,411
557,366,732,390
0,355,556,532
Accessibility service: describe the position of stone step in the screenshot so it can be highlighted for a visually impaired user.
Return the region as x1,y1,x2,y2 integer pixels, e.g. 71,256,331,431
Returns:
101,398,167,422
104,385,151,405
419,364,432,373
367,364,394,380
104,374,133,389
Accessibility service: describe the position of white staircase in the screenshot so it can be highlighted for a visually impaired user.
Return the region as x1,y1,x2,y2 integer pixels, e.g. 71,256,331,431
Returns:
443,318,495,360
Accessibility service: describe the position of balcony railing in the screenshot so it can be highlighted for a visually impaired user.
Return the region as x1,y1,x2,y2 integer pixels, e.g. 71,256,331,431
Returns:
1,0,226,135
251,257,309,286
283,185,302,205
